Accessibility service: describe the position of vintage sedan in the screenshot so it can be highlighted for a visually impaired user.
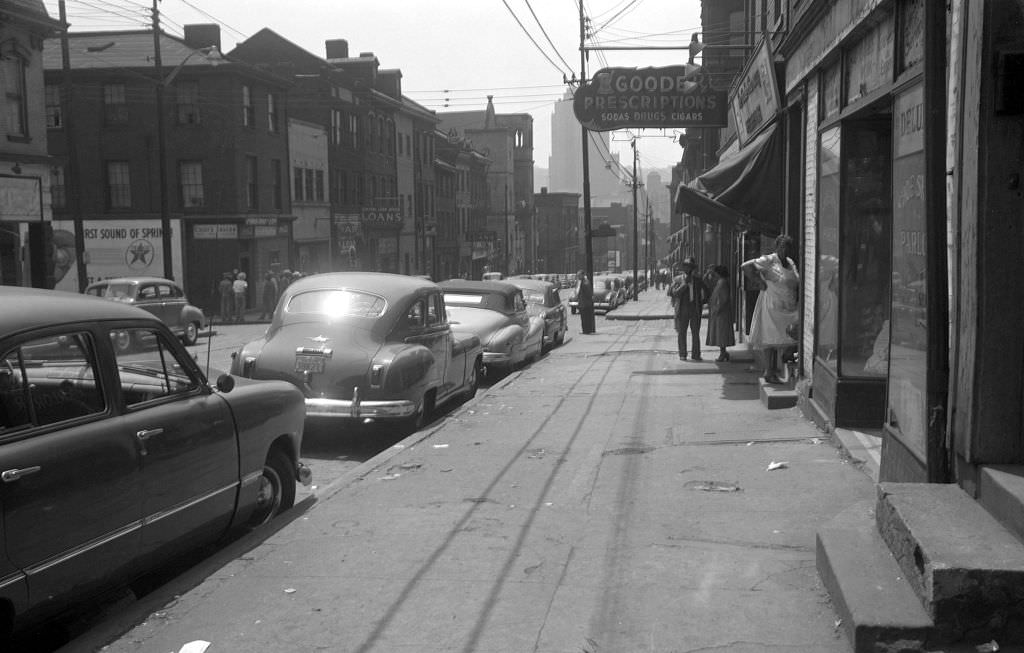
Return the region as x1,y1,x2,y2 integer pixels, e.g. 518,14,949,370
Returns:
505,277,567,351
593,275,625,312
230,273,483,430
440,279,545,377
85,276,206,346
0,287,309,641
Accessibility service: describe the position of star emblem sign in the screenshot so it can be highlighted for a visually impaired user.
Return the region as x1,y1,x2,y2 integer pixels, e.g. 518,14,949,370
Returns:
125,239,154,269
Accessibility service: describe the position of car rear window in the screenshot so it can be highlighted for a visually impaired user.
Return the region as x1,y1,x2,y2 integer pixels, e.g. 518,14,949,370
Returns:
103,283,136,301
286,289,387,318
443,293,485,306
521,290,545,304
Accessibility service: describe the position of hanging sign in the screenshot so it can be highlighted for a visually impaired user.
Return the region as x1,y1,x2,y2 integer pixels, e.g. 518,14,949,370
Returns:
573,65,727,131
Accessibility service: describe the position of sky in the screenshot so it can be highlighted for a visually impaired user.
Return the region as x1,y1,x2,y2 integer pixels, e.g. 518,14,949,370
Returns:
45,0,703,175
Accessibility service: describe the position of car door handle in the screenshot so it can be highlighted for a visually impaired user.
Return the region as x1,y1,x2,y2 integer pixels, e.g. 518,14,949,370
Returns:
136,428,164,456
136,428,164,440
2,466,42,482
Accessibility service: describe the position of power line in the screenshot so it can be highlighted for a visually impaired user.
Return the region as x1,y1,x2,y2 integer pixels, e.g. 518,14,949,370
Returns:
521,0,575,73
500,0,571,78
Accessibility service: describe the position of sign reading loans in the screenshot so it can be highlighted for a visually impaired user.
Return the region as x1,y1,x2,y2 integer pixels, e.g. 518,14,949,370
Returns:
573,65,727,131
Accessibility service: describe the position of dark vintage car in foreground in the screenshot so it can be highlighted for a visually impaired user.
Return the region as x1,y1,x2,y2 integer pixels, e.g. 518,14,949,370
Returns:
230,272,483,429
505,278,567,351
85,276,206,347
0,287,309,640
439,279,545,377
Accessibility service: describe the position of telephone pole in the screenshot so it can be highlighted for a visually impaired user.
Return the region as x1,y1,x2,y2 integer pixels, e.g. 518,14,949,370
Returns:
152,0,173,279
578,1,595,332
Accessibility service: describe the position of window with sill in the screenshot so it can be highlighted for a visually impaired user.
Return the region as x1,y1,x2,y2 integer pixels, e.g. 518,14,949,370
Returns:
103,84,127,126
45,85,62,129
4,56,27,137
242,85,254,127
179,161,204,208
176,81,200,125
107,161,131,209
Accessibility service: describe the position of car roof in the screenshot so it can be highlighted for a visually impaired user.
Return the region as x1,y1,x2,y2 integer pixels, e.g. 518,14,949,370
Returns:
439,279,520,298
85,276,180,288
505,278,555,292
1,286,159,334
283,272,439,305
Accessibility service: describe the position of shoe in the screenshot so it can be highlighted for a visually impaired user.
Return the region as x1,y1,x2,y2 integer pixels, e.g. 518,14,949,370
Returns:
691,356,703,361
763,373,784,384
678,354,686,360
715,353,729,362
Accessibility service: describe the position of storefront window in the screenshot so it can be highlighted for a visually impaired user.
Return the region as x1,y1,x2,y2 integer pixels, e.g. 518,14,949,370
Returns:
815,126,841,368
888,83,928,461
839,121,892,377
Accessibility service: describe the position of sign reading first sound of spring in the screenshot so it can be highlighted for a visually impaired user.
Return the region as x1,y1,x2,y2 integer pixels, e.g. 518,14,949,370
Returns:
573,65,728,131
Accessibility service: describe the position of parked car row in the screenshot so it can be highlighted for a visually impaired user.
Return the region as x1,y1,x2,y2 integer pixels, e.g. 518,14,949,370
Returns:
568,273,636,314
0,286,311,642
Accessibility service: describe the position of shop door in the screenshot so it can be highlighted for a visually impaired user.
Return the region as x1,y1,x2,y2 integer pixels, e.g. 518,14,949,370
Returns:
881,82,942,482
186,238,240,316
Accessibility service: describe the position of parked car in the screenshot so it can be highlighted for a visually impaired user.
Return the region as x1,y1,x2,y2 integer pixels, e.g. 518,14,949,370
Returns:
0,286,309,640
84,276,206,347
439,279,545,377
593,275,624,312
505,278,568,351
230,273,483,430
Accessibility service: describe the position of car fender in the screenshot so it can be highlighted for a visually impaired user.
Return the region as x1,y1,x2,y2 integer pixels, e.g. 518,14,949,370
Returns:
230,337,268,376
180,304,206,328
375,342,436,393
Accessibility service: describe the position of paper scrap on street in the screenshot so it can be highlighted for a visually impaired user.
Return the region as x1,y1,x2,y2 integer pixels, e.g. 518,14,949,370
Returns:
766,461,789,471
178,641,211,653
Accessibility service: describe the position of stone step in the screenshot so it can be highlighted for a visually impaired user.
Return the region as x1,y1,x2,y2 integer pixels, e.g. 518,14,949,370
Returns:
978,465,1024,544
816,502,933,653
759,378,797,409
876,482,1024,644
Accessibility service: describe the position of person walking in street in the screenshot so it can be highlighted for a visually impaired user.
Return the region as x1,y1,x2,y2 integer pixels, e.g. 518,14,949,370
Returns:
576,269,595,334
668,257,708,360
218,272,234,323
259,271,279,321
741,234,800,383
706,264,736,362
232,272,248,323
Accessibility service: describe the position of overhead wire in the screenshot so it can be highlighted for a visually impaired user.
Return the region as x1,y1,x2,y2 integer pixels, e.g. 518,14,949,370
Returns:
521,0,575,74
500,0,571,78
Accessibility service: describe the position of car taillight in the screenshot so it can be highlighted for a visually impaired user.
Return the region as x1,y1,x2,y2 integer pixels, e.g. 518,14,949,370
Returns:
369,363,385,388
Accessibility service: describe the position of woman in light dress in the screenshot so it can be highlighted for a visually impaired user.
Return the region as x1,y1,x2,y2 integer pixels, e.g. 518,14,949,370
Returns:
740,234,799,384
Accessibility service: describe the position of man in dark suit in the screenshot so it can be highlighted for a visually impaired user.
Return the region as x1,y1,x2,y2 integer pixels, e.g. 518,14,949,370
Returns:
576,269,595,334
668,257,708,360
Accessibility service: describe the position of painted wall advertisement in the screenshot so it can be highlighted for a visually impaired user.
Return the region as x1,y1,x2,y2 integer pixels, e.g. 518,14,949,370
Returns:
51,219,183,293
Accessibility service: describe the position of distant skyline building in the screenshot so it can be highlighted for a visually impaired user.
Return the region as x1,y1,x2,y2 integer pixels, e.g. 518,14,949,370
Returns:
548,91,630,207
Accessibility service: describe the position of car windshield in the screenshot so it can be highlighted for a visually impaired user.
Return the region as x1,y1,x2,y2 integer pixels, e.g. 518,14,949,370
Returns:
521,290,545,304
286,289,387,318
101,283,137,301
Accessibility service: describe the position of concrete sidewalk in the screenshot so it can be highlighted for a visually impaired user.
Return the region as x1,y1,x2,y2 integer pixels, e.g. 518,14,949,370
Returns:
81,289,877,653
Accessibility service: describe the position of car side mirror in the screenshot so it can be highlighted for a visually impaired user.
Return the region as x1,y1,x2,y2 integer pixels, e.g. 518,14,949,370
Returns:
216,373,235,393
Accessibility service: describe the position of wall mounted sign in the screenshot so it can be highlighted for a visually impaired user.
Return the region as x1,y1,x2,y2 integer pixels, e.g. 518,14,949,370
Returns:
573,65,727,131
730,41,781,146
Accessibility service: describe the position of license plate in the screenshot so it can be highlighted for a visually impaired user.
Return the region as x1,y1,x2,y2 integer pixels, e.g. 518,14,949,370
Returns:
294,354,326,373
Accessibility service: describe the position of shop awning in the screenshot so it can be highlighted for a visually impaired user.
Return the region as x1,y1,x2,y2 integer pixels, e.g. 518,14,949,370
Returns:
674,122,783,234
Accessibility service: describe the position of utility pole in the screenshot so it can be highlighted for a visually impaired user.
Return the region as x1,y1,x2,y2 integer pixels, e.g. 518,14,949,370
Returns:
152,0,173,279
59,0,87,291
631,139,638,300
578,1,595,332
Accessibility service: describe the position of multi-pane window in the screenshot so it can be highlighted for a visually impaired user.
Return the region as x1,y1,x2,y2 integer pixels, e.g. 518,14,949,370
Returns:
331,109,342,145
271,159,282,209
293,166,303,201
267,93,278,132
314,170,324,202
349,114,359,149
304,167,315,201
176,81,200,124
179,161,203,207
45,85,62,129
103,84,127,125
242,85,254,127
107,161,131,208
246,155,257,209
4,56,27,136
50,166,66,208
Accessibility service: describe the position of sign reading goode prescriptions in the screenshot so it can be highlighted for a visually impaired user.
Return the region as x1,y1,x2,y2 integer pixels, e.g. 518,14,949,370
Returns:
572,65,728,131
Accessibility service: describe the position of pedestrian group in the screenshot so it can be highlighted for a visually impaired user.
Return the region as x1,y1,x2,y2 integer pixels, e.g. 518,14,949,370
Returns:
217,268,305,323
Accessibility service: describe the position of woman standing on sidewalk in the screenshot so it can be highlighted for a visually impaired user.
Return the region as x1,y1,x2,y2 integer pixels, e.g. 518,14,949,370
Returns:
705,265,735,361
741,234,799,383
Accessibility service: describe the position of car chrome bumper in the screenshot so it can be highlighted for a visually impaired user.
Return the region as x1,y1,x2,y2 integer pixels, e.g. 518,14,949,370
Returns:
305,397,416,419
482,352,512,364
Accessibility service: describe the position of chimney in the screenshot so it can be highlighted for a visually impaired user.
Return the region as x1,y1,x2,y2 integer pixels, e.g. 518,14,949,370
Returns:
325,39,349,59
183,24,221,51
